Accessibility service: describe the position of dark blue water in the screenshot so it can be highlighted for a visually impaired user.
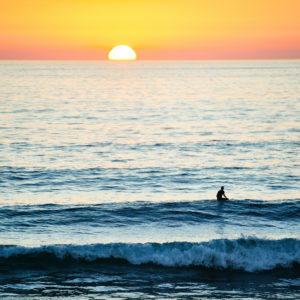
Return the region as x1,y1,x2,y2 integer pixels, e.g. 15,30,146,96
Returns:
0,60,299,298
1,203,299,298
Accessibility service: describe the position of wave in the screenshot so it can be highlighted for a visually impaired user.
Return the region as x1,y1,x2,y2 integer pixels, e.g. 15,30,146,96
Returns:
1,238,299,273
1,200,299,228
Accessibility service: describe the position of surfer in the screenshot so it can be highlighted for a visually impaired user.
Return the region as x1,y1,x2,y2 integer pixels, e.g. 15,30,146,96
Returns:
217,186,228,201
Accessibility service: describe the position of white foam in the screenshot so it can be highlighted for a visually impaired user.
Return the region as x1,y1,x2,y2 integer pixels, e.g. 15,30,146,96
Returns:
1,237,299,272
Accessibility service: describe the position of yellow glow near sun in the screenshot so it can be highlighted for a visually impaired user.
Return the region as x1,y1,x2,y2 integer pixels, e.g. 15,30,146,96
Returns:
108,45,137,61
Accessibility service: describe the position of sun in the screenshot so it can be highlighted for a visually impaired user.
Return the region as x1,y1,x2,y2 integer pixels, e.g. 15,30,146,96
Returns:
108,45,137,61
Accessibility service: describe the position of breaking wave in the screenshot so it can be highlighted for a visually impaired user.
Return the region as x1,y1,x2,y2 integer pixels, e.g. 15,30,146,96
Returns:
1,237,299,273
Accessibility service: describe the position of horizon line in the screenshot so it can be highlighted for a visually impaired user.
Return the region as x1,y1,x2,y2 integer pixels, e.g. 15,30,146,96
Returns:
1,58,300,62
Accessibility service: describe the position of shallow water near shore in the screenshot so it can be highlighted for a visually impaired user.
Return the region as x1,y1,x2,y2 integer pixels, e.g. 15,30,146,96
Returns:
0,60,299,299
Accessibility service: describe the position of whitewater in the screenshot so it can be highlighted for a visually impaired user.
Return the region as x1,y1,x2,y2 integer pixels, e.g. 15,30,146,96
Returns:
0,60,299,299
2,238,300,272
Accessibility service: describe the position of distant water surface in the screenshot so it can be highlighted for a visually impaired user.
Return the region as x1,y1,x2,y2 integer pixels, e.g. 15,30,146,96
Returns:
0,60,299,299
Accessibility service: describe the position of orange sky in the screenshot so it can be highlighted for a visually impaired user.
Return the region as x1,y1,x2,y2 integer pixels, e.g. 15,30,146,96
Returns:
1,0,299,60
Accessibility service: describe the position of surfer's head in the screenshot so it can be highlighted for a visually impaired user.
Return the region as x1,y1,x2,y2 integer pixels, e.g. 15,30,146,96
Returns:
221,186,224,190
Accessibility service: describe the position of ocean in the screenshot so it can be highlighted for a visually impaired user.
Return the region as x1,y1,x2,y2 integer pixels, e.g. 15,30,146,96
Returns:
0,60,299,299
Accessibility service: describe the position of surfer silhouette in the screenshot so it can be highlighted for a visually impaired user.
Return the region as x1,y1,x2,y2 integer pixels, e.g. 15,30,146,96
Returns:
217,186,228,201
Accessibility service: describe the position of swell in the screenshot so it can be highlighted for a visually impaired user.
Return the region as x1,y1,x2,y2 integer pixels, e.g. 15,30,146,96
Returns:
0,238,299,273
1,200,299,229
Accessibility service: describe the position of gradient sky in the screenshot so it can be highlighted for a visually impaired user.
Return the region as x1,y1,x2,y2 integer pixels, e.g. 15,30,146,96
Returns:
1,0,299,60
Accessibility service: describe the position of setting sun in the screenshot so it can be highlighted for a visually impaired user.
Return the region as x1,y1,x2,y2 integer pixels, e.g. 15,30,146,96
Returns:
108,45,137,61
